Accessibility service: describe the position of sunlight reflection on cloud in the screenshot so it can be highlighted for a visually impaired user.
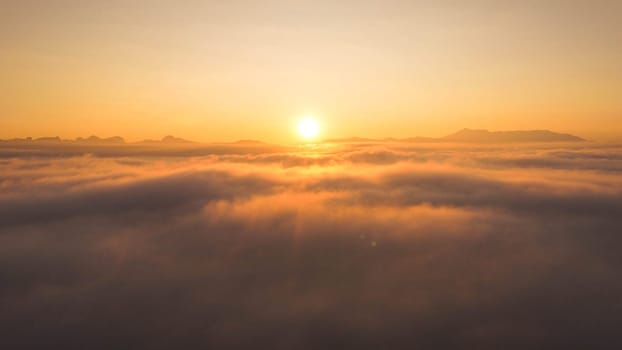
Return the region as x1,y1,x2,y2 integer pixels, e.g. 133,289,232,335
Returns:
1,141,621,348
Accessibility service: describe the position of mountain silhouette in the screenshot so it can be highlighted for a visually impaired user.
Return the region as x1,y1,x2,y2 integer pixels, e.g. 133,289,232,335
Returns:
34,136,62,143
1,129,586,145
140,135,195,144
75,136,125,144
325,129,586,143
442,129,585,143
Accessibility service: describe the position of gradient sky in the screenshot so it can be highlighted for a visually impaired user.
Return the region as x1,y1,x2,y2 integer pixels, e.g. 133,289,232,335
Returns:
1,0,621,142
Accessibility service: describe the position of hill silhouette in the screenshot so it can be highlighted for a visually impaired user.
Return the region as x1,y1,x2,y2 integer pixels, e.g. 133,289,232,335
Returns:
325,129,586,143
139,135,195,144
442,129,585,143
1,129,586,145
75,136,125,144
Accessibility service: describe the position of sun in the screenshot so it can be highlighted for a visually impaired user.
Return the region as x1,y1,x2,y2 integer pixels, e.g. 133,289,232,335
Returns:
298,117,320,140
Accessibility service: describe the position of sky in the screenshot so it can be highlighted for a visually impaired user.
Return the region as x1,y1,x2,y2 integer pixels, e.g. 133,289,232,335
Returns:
1,0,621,142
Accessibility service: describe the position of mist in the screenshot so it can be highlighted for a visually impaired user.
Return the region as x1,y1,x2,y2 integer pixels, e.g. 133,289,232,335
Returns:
2,141,622,349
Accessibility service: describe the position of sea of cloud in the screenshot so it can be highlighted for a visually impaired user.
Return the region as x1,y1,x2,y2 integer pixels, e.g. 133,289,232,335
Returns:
1,141,621,349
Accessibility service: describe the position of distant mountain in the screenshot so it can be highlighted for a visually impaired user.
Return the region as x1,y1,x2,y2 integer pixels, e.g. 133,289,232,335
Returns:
140,135,195,144
34,136,62,143
0,137,33,142
324,129,586,144
75,135,125,144
1,135,191,145
442,129,586,143
162,135,194,143
0,135,125,144
1,129,587,146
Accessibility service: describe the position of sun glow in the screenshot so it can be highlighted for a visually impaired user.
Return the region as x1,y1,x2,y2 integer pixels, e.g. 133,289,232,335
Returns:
298,117,320,140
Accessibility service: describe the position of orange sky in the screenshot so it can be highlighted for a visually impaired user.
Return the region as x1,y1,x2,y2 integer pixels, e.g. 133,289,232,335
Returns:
1,0,621,143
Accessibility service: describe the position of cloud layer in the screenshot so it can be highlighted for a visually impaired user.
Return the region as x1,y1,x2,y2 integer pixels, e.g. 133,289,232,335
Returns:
1,142,622,349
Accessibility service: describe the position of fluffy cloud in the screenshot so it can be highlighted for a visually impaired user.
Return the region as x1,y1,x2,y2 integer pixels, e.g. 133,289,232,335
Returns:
1,142,622,349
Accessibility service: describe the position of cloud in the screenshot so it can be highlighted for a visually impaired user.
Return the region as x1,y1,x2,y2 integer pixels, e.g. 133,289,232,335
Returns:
1,142,622,349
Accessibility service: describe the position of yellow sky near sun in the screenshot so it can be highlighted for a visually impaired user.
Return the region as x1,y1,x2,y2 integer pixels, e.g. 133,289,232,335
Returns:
1,0,621,143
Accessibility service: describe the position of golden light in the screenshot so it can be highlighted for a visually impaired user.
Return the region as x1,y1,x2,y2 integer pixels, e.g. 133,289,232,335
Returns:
297,117,320,140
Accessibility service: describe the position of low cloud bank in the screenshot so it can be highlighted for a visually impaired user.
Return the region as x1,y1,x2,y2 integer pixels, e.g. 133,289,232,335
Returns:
1,142,622,349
